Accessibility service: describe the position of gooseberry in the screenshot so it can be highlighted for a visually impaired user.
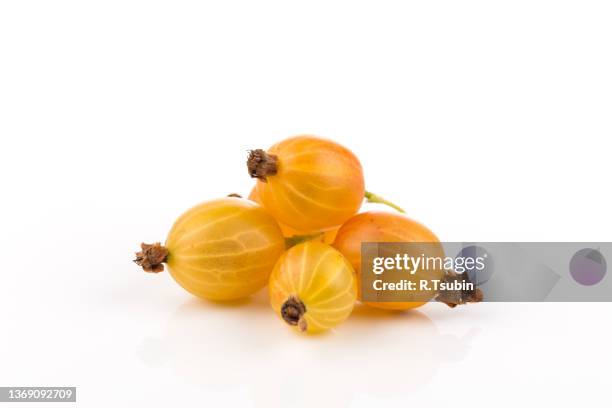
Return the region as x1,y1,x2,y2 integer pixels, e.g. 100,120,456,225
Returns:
269,241,357,333
134,197,286,301
333,211,482,310
247,135,365,232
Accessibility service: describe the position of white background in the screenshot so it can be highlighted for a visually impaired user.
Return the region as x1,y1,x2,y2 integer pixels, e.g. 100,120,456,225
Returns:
1,1,611,407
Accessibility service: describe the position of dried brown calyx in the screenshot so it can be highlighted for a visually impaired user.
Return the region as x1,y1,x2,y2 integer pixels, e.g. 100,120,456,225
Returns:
133,242,168,273
281,296,308,332
247,149,278,182
436,270,484,308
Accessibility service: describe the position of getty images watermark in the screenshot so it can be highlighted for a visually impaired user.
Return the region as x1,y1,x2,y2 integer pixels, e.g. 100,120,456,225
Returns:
360,242,609,303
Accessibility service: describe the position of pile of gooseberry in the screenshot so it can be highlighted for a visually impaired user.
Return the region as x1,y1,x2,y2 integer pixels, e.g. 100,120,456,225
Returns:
134,135,481,334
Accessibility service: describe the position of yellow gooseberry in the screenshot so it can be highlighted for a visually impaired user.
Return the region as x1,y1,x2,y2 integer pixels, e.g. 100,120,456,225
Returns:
247,135,366,232
134,197,285,301
248,186,338,244
333,211,445,311
269,241,357,333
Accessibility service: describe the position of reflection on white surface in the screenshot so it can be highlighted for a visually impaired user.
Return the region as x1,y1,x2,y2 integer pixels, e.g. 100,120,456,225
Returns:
138,291,479,407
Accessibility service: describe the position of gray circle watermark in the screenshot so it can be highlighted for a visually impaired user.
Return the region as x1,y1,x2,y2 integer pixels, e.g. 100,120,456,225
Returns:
456,245,494,286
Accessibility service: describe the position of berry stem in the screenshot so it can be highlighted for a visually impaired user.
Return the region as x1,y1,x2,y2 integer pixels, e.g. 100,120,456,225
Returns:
364,190,405,213
284,232,325,248
133,242,168,273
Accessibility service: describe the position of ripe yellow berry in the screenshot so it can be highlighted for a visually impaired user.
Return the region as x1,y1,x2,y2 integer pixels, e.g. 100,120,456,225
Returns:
333,211,443,311
134,197,285,300
247,135,365,232
269,242,357,333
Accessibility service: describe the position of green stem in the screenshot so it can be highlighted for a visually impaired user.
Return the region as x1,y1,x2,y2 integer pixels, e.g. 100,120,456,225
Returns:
284,232,324,248
364,190,405,213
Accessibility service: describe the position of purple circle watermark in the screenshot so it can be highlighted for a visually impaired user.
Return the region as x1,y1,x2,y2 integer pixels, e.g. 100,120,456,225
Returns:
570,248,606,286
